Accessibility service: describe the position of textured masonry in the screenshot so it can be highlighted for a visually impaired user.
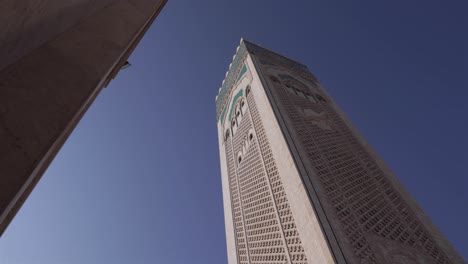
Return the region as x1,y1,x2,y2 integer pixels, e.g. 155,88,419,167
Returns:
216,40,465,264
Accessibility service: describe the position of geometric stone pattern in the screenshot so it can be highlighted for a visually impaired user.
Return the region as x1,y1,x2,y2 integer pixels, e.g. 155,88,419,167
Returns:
223,85,307,264
267,68,454,264
217,40,464,264
216,44,247,119
216,39,311,120
247,89,308,264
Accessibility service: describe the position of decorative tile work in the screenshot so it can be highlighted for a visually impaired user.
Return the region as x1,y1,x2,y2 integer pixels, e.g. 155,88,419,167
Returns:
216,43,247,120
218,40,463,264
220,101,229,126
225,137,250,263
270,71,453,264
223,88,308,264
246,91,308,264
236,64,248,83
217,39,313,122
227,89,244,124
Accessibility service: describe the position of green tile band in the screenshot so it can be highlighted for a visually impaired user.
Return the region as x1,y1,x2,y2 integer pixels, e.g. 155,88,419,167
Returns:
236,64,247,83
227,89,243,123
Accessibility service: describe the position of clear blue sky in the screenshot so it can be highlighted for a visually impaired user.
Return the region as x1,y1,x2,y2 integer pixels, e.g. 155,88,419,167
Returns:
1,1,466,263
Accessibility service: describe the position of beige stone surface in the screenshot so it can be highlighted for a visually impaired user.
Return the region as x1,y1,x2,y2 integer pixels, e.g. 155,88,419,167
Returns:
245,56,335,264
218,123,238,264
0,0,116,71
216,40,465,264
0,0,167,236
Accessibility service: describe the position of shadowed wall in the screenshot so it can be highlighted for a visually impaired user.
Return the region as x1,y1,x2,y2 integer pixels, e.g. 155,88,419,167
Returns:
0,0,167,236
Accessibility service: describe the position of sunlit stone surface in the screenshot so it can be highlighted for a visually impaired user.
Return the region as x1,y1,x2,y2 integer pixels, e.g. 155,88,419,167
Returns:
216,40,465,264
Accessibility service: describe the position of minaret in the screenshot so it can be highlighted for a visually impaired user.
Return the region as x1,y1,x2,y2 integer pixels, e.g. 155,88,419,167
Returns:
216,39,465,264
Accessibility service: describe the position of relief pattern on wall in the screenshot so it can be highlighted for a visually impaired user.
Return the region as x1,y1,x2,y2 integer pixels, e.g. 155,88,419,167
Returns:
261,60,453,264
223,86,308,264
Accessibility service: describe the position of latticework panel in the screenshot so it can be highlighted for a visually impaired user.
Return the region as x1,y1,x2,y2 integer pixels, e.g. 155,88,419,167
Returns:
235,106,287,264
246,91,308,264
226,137,250,264
223,87,307,264
268,71,452,264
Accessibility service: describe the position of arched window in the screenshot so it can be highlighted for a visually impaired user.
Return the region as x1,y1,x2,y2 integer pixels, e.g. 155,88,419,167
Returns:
315,94,327,103
246,85,251,95
305,92,317,103
270,75,280,83
236,103,243,125
296,90,306,99
240,99,247,114
225,129,230,141
232,118,238,135
285,83,295,94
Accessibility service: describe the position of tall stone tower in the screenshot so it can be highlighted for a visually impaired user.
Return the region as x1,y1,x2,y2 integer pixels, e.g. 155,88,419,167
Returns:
215,39,464,264
0,0,167,236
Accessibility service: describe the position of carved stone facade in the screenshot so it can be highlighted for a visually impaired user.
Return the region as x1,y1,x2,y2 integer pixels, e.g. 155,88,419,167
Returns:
216,40,465,264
